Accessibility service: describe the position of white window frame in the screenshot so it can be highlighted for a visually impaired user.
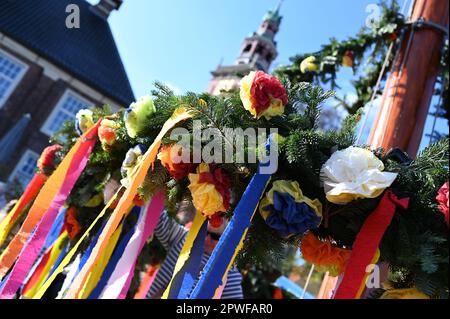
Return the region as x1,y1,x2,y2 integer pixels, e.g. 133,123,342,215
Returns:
41,89,93,137
8,149,40,187
0,48,28,108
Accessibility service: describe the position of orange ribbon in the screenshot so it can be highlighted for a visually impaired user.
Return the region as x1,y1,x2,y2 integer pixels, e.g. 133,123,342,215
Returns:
0,122,101,279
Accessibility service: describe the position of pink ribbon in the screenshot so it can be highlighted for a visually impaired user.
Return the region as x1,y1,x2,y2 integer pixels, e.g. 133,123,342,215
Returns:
0,127,99,299
99,191,165,299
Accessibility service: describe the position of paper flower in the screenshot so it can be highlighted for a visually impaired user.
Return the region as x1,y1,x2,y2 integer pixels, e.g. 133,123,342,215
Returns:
300,232,351,276
64,207,81,240
436,181,449,226
120,144,147,188
380,287,429,299
124,95,156,138
342,51,354,67
300,56,319,74
75,109,94,135
157,144,198,180
321,146,398,204
37,144,62,173
240,71,288,120
259,180,322,237
209,214,224,228
188,163,231,217
98,119,120,150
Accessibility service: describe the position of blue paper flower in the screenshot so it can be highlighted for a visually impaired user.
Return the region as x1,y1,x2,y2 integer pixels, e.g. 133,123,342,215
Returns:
259,180,322,237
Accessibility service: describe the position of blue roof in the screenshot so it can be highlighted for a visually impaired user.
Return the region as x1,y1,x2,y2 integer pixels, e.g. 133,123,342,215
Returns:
0,0,134,106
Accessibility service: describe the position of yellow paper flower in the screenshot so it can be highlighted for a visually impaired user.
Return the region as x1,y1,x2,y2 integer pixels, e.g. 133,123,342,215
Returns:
321,146,398,204
188,163,229,217
380,288,430,299
300,56,319,73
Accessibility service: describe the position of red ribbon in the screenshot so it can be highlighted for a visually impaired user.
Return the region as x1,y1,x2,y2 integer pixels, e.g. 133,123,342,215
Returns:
334,190,409,299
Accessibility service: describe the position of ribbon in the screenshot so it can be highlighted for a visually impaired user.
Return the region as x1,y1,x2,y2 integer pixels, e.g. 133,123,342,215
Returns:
333,190,409,299
161,212,207,299
75,222,123,299
188,136,276,299
0,173,47,247
0,122,101,298
99,191,165,299
66,108,192,299
22,231,69,298
133,265,159,299
20,209,67,296
88,211,138,299
20,207,67,293
32,190,121,299
0,121,101,280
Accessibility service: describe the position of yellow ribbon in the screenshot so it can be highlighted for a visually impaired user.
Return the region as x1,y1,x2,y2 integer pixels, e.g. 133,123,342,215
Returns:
66,108,192,299
32,190,121,299
76,222,123,299
161,212,206,299
355,248,380,299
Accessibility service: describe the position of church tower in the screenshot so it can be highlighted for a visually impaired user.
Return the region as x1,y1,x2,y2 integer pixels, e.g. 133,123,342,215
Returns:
207,1,283,95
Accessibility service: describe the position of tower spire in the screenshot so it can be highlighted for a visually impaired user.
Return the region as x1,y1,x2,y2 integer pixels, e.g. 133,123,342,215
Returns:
275,0,283,14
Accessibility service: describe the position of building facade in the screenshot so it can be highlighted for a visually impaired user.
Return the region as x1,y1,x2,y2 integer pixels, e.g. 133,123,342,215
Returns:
0,0,134,187
207,3,282,95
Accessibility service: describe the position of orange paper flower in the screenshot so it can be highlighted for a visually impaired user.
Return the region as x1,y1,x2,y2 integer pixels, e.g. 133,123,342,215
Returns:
300,232,351,276
158,144,197,180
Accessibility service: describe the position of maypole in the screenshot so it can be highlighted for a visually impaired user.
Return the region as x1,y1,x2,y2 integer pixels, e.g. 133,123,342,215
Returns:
368,0,449,155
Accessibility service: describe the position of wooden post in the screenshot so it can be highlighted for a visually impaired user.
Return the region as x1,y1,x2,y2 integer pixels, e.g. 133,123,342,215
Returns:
368,0,449,156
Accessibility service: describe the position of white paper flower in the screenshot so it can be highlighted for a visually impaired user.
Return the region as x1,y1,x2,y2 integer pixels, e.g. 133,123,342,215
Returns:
321,146,397,204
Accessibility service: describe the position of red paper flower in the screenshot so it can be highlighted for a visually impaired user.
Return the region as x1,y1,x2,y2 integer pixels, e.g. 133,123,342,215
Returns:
209,214,224,228
437,181,449,226
240,71,288,120
37,144,62,172
64,207,81,240
158,144,198,180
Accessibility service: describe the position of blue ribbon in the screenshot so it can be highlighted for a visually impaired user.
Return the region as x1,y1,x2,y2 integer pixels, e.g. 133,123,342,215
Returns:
167,219,207,299
189,135,276,299
88,206,141,299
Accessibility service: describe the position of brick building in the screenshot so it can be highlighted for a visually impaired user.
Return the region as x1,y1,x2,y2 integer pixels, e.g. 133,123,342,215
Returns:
0,0,134,187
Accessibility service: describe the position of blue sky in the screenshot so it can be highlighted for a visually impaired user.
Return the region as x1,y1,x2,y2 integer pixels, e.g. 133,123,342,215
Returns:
89,0,447,150
100,0,379,95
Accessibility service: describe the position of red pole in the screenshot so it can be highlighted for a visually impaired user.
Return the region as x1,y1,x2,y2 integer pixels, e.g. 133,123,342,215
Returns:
368,0,449,156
